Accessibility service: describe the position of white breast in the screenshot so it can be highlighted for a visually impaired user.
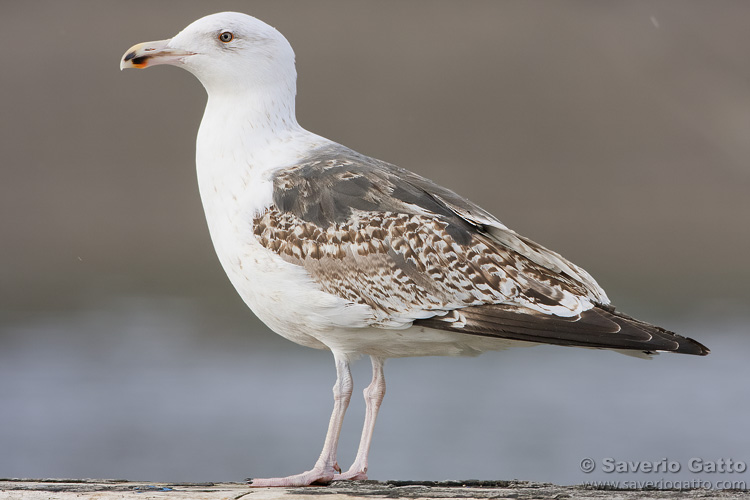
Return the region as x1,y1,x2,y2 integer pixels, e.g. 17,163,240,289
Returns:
191,92,534,359
194,99,376,350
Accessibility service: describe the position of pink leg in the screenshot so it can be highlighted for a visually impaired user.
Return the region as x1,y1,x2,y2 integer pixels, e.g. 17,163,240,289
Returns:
335,356,385,481
248,353,353,487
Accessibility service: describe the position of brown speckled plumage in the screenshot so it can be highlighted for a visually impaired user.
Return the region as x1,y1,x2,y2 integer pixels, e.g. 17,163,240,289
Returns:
253,145,708,355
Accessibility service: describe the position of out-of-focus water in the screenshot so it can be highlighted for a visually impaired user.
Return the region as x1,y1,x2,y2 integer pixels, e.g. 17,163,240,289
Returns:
1,295,747,486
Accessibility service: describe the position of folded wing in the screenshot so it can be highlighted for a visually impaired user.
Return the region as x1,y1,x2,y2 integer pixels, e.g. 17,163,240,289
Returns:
254,144,708,355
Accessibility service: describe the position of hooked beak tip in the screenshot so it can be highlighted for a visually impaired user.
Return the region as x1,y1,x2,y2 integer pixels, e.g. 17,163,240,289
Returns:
120,39,192,70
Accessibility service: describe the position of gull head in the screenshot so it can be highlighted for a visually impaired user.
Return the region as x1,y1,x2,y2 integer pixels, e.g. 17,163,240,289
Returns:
120,12,296,96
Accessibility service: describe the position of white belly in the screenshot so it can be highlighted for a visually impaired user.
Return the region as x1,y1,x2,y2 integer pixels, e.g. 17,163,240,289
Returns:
194,124,531,358
203,201,371,350
199,195,528,358
209,220,532,359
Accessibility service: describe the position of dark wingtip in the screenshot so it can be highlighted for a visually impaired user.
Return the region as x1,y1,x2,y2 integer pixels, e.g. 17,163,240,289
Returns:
676,336,710,356
601,305,711,356
245,478,253,484
123,51,137,62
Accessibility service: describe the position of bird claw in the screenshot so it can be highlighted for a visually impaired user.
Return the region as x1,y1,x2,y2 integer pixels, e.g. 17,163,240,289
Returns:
333,469,368,481
246,464,368,487
246,467,337,487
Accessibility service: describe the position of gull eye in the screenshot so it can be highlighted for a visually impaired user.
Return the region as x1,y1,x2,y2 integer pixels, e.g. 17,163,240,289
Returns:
219,31,234,43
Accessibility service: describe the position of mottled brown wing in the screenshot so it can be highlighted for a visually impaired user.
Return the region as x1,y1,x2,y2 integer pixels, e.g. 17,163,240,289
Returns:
256,145,602,319
254,144,708,355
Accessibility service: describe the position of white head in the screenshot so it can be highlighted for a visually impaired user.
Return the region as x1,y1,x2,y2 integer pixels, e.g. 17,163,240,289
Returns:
121,12,297,97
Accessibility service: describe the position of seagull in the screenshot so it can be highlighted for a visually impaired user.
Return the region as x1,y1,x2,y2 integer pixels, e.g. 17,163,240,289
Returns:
121,12,709,487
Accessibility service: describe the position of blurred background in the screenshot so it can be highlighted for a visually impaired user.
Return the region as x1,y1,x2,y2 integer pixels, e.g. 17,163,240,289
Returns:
1,0,749,487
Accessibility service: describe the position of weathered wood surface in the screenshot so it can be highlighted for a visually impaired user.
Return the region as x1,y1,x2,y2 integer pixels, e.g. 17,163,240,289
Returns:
1,479,748,500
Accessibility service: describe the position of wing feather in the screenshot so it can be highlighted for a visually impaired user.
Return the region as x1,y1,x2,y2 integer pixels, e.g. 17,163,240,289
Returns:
415,304,709,355
254,144,708,355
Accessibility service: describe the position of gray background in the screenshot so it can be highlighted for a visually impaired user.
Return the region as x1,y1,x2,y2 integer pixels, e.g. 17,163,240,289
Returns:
1,0,748,487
